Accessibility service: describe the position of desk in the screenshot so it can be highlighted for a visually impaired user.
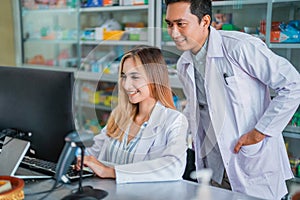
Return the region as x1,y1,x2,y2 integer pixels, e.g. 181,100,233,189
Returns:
23,178,264,200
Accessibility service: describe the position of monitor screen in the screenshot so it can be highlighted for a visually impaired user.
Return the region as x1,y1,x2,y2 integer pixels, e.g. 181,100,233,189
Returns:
0,66,75,162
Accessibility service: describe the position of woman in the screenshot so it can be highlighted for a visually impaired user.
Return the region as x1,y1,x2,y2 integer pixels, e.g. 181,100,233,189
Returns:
77,46,188,184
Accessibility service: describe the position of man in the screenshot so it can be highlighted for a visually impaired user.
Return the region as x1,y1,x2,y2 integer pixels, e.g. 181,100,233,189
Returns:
164,0,300,199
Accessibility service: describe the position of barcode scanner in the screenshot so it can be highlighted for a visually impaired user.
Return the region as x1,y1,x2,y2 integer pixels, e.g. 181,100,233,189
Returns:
55,131,108,200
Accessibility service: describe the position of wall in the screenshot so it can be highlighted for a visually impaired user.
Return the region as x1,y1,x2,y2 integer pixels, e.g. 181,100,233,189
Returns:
0,0,15,66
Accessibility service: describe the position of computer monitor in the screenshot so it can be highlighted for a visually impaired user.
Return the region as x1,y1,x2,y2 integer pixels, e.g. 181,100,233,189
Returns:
0,66,75,162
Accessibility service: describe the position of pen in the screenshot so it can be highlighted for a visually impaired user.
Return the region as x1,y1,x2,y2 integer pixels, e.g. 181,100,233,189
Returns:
223,73,229,85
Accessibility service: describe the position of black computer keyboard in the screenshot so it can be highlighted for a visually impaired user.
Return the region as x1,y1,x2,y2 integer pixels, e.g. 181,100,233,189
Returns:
20,156,94,181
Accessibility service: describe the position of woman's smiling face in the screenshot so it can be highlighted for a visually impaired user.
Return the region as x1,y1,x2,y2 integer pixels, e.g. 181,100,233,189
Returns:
120,57,152,104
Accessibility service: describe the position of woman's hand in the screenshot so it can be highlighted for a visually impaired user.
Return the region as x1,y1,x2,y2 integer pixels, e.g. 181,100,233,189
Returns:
234,129,266,153
76,155,116,179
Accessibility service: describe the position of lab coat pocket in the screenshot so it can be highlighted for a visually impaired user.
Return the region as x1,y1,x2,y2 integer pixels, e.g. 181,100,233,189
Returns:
240,140,263,156
224,75,242,104
237,138,279,177
224,75,236,86
223,76,247,134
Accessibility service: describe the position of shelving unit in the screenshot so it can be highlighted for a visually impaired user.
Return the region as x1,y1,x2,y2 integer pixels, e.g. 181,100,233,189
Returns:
76,2,155,132
267,1,300,67
18,2,80,68
12,1,300,168
15,1,155,69
15,1,157,133
73,71,115,130
79,4,154,47
266,2,300,189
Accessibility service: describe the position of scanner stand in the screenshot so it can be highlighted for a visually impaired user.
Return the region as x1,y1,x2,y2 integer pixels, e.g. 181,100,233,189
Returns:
62,145,108,200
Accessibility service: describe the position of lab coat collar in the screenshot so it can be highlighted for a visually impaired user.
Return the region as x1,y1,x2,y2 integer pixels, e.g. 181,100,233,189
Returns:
178,51,195,83
178,26,224,67
207,27,224,58
180,51,194,66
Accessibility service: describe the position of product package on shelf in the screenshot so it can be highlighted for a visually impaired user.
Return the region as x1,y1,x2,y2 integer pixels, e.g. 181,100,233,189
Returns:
270,20,300,43
23,0,77,9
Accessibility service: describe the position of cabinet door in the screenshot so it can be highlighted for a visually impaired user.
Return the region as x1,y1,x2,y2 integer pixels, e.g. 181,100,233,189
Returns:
74,76,117,133
76,2,155,133
271,4,300,184
79,3,154,73
267,0,300,70
20,1,79,69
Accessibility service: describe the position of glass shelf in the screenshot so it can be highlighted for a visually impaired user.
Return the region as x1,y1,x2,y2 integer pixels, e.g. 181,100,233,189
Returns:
212,0,268,6
269,43,300,49
283,132,300,140
22,8,77,14
80,40,149,46
75,71,183,89
285,125,300,133
272,0,300,3
75,71,118,82
79,5,148,13
25,39,78,44
75,102,113,111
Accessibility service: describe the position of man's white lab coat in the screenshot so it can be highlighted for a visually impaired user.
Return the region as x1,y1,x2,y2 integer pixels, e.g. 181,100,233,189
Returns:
176,27,300,200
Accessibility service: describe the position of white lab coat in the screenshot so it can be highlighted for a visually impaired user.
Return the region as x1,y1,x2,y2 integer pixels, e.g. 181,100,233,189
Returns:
86,102,188,184
177,27,300,200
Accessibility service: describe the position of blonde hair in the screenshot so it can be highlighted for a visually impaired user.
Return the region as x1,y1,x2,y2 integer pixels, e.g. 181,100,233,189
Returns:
106,46,175,140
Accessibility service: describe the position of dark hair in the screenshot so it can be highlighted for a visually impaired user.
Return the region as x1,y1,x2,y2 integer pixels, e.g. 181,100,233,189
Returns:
165,0,212,24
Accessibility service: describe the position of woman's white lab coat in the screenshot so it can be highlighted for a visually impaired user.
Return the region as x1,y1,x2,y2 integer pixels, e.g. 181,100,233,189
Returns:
86,102,188,184
176,27,300,199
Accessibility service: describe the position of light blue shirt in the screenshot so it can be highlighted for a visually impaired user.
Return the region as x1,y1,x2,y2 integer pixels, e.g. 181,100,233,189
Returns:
106,122,147,164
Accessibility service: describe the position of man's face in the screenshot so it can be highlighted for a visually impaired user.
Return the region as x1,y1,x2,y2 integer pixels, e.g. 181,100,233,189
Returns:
165,2,208,54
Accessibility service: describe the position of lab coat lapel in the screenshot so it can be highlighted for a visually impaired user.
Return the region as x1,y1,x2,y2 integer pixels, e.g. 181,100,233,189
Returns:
206,60,226,140
205,28,227,140
132,102,164,162
178,52,199,137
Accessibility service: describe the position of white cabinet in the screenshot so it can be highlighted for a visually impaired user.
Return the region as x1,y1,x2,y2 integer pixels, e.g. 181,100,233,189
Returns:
73,72,118,133
16,3,80,68
15,1,155,70
266,0,300,70
266,1,300,190
75,2,156,133
14,1,156,133
79,3,155,72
